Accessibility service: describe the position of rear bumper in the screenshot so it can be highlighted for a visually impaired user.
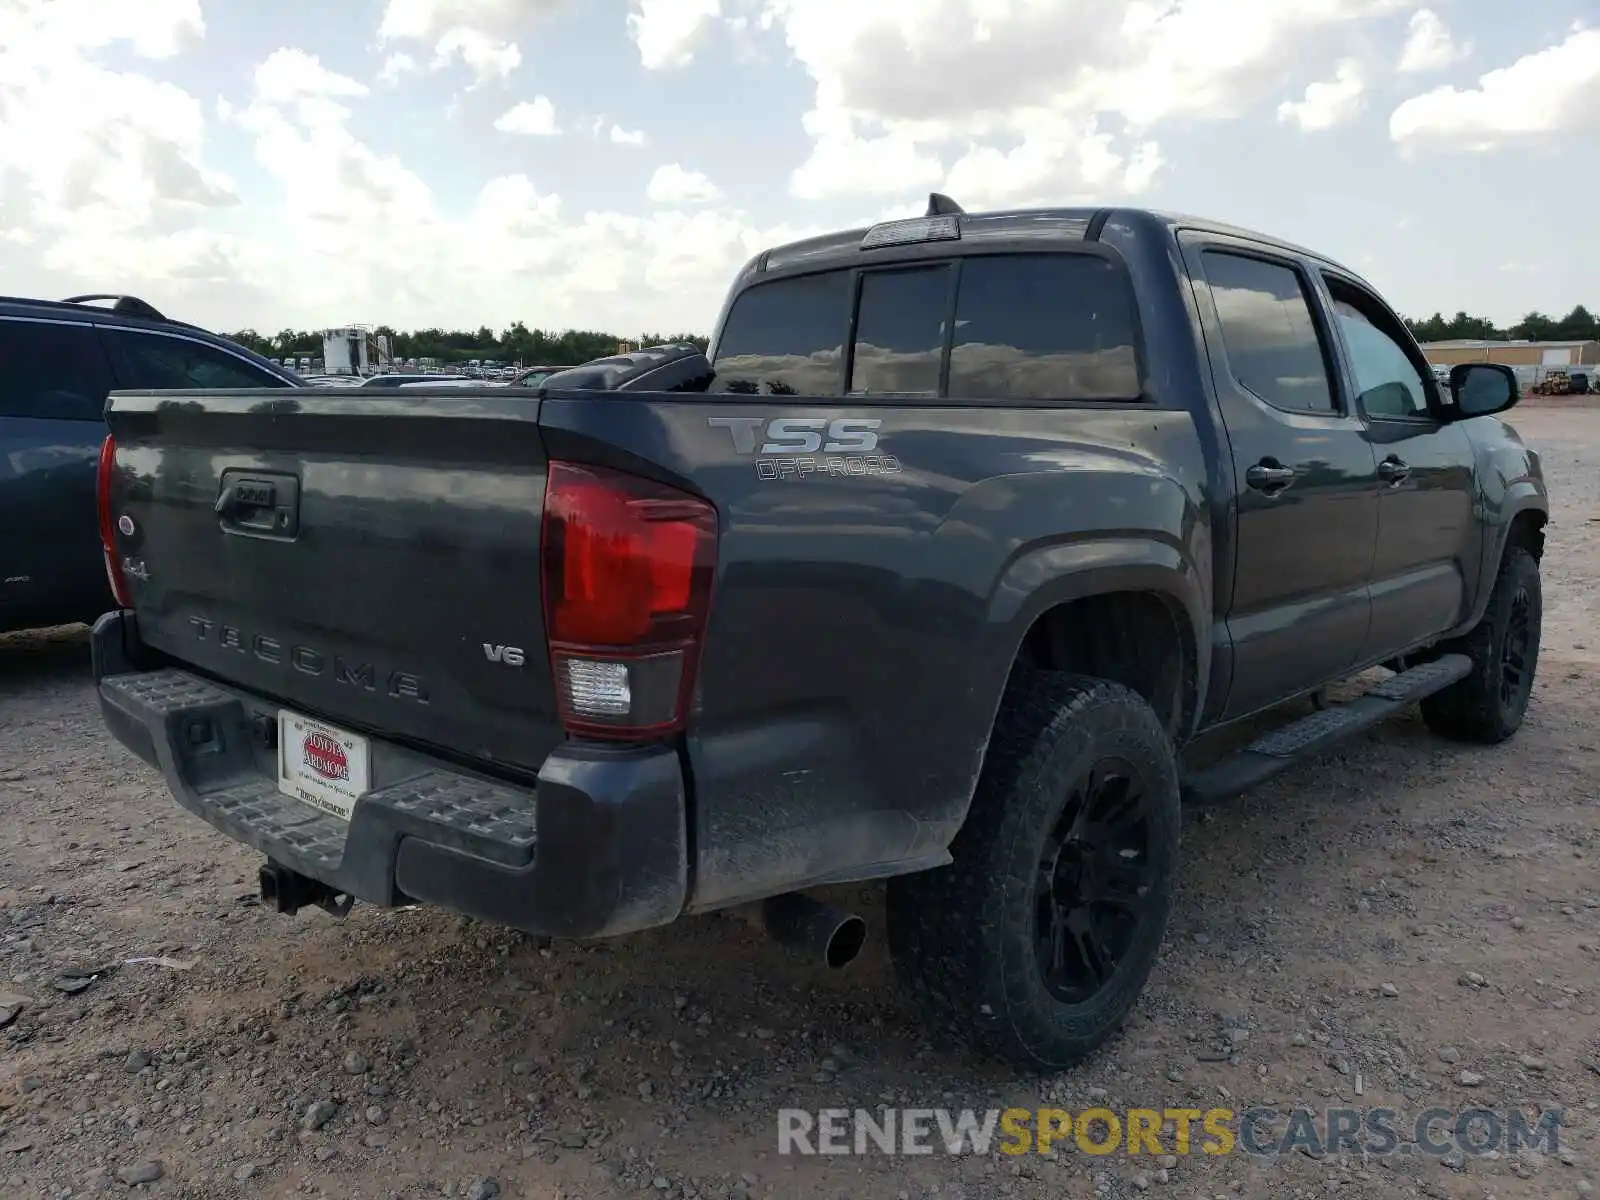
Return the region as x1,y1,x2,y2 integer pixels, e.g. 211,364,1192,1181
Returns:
90,610,688,939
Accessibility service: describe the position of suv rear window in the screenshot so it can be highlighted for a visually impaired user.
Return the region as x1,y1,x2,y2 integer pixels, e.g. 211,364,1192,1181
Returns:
710,251,1143,401
102,329,286,391
0,319,114,421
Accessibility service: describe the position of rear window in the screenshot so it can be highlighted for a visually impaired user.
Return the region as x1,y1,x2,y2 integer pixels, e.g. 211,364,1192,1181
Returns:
709,251,1144,402
849,266,949,396
103,329,287,391
708,271,849,395
948,255,1141,400
0,318,114,421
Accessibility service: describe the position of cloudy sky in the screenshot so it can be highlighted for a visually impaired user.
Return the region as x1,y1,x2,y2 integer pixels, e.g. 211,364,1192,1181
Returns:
1,0,1595,337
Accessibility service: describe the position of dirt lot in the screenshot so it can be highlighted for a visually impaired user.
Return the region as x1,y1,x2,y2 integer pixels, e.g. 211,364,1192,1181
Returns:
2,405,1598,1200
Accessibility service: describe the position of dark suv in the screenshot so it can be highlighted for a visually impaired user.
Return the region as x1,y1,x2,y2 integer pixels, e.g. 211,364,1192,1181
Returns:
0,294,301,635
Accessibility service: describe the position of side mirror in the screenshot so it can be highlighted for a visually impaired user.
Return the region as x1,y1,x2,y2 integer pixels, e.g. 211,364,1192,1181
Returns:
1447,362,1519,419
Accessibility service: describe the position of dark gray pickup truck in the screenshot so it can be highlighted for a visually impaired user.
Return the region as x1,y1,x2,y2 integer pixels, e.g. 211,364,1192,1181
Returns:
91,200,1547,1071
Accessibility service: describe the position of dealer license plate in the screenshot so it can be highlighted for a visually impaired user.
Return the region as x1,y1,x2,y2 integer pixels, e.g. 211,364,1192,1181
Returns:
277,710,370,822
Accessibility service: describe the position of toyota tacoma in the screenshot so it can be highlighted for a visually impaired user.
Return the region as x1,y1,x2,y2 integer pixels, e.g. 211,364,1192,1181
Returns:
91,198,1547,1071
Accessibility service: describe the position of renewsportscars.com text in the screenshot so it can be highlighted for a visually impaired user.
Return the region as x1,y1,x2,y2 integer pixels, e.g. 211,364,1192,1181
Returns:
776,1106,1562,1159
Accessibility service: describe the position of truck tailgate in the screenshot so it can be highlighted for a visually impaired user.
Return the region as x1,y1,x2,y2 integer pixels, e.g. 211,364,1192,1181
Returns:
103,389,563,776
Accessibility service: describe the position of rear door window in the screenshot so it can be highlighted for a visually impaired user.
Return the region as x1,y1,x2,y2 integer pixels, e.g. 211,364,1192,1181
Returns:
948,254,1141,400
0,318,115,421
1202,251,1336,414
849,266,951,396
709,271,850,395
102,329,288,390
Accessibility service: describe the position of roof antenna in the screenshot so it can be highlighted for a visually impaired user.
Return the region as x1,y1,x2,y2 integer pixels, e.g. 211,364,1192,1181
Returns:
925,193,964,217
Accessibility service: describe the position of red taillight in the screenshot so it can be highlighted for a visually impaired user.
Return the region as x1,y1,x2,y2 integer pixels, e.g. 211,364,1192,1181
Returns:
97,434,132,608
541,460,717,740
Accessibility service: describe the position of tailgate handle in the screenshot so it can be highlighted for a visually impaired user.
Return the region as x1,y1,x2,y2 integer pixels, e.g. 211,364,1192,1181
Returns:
215,481,274,517
216,471,300,539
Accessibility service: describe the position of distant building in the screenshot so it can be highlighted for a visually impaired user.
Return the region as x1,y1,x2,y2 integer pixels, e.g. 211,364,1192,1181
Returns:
1419,339,1600,368
1419,339,1598,388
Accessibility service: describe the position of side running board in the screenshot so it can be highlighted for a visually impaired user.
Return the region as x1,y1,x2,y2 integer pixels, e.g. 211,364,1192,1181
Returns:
1180,654,1473,806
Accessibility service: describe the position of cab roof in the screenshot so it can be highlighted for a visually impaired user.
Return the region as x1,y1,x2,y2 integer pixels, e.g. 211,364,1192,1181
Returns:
742,195,1357,284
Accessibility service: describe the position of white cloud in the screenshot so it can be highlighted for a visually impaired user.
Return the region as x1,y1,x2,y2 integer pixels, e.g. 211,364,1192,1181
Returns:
1,0,1589,337
789,108,943,200
494,97,559,135
0,0,234,243
687,0,1408,204
941,117,1166,209
1398,9,1469,73
1277,59,1366,131
376,0,563,41
432,27,522,80
233,69,433,244
5,0,206,59
376,0,564,82
376,52,419,84
646,163,722,203
26,36,779,332
254,48,369,106
1390,26,1600,151
629,0,724,70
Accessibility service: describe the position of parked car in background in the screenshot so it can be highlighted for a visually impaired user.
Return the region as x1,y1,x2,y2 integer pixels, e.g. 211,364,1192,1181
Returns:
534,343,713,391
294,375,364,388
0,293,300,635
508,364,574,388
359,373,463,387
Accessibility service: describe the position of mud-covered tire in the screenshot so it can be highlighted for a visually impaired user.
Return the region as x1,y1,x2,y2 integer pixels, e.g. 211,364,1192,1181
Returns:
885,671,1181,1072
1420,544,1541,744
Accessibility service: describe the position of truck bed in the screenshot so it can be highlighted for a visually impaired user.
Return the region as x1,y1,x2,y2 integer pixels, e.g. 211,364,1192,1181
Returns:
100,381,1207,915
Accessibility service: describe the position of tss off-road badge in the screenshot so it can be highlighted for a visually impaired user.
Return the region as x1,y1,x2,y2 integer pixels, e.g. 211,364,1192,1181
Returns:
707,415,903,480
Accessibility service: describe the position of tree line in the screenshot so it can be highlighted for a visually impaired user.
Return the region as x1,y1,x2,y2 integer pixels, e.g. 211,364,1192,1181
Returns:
223,303,1599,367
222,322,709,366
1403,305,1597,344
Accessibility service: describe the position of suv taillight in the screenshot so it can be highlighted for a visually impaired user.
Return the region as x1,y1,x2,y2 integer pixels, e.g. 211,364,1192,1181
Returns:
97,434,132,608
541,460,717,740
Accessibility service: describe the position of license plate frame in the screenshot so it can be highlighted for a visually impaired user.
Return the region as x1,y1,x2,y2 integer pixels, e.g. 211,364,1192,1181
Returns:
276,710,371,823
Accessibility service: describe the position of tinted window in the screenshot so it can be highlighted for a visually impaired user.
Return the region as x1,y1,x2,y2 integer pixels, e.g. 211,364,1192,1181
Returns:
710,271,849,395
103,329,286,391
849,266,949,396
949,254,1140,400
1328,293,1430,418
0,319,114,421
1204,252,1335,414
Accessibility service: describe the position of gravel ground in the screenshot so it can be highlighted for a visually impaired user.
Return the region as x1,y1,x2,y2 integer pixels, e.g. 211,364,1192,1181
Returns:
2,404,1598,1200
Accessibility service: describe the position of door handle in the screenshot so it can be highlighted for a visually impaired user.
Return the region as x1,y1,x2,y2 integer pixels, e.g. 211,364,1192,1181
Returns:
1378,457,1411,485
1245,462,1297,493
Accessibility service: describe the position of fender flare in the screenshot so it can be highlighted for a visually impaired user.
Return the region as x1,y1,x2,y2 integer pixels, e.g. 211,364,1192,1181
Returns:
977,536,1212,742
1462,491,1547,632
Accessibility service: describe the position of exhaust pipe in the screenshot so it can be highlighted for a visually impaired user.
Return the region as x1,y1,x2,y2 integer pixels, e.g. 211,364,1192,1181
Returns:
736,892,867,969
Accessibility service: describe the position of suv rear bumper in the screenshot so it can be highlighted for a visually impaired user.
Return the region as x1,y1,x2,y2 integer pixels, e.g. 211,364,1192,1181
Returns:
91,610,688,939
